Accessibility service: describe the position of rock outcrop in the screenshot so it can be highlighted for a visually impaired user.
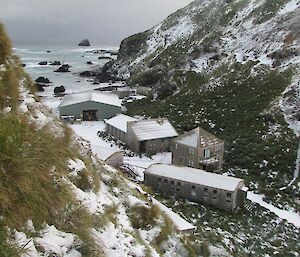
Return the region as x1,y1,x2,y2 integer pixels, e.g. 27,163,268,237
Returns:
54,85,65,94
78,39,90,47
35,77,51,84
54,64,70,73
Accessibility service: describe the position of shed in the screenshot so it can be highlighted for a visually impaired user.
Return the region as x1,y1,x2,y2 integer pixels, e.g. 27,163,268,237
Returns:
144,163,247,212
59,91,121,121
127,118,178,155
91,145,124,168
105,114,137,143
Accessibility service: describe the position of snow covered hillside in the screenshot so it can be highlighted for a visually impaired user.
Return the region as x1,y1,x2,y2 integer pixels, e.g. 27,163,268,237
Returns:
111,0,300,207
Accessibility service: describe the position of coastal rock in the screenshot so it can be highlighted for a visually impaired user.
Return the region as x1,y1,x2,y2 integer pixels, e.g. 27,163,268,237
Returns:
78,39,90,47
98,56,112,60
35,77,51,84
50,61,61,66
22,63,26,67
35,83,45,92
79,70,96,77
54,85,65,94
86,61,93,65
38,61,48,65
54,64,70,72
46,50,51,53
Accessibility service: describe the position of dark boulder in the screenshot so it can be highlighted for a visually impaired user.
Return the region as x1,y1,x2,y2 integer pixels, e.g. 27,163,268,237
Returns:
35,83,45,92
79,70,96,77
50,61,61,66
46,50,51,53
54,64,70,72
54,85,65,94
86,61,93,65
38,61,48,65
35,77,51,84
98,56,112,60
78,39,90,46
22,63,26,67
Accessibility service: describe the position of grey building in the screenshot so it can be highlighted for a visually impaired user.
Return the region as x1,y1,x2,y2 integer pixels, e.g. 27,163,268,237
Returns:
170,127,224,171
105,114,137,143
59,91,121,121
126,118,178,155
144,164,248,212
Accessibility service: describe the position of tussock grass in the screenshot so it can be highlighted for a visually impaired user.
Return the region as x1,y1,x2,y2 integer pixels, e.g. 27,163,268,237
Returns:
0,23,12,64
0,64,20,110
128,204,160,230
0,113,74,229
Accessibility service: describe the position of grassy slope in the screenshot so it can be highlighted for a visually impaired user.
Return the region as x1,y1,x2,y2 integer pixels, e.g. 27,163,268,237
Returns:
0,24,104,256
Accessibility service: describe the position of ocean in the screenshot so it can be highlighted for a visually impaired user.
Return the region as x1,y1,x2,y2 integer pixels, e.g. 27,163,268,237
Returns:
14,44,120,112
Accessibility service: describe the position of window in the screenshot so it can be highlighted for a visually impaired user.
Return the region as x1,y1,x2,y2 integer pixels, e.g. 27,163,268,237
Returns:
177,188,181,191
191,191,196,197
177,182,181,186
204,148,211,159
213,189,217,199
203,188,208,196
171,180,175,185
189,148,195,155
175,143,178,149
192,185,196,189
158,177,162,182
188,160,194,167
164,179,168,183
227,192,231,198
216,145,222,152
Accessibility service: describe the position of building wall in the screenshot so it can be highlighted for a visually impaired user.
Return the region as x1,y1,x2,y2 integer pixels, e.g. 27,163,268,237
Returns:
144,172,245,212
144,138,173,155
170,141,224,171
106,124,127,143
59,101,121,121
126,123,140,153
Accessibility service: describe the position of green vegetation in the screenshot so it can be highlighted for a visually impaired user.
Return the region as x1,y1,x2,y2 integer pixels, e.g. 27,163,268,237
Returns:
0,114,74,228
128,204,160,230
127,62,298,206
0,24,12,64
159,196,300,256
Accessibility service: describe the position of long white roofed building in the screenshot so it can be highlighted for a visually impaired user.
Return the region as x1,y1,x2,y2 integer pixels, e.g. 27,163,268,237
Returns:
144,164,247,212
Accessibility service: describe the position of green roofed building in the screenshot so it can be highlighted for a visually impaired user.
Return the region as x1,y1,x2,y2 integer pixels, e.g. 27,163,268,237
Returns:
58,91,121,121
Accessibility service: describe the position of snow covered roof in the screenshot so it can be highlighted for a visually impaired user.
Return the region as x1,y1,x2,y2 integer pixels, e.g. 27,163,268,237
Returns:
59,91,121,108
145,164,244,191
105,114,137,133
129,118,178,141
91,145,123,161
174,127,223,148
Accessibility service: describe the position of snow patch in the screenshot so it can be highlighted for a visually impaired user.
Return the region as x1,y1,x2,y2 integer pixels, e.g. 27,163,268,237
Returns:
247,192,300,228
278,0,300,15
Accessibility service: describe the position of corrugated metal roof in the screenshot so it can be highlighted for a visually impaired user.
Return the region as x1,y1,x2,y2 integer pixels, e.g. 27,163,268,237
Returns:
145,164,243,191
130,118,178,141
105,114,137,133
59,91,121,108
174,127,223,148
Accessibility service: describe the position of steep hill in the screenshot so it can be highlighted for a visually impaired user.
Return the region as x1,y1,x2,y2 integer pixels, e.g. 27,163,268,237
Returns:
108,0,300,208
0,24,206,257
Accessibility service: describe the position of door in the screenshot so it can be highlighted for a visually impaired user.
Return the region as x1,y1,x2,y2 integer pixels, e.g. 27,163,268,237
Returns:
83,110,98,121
